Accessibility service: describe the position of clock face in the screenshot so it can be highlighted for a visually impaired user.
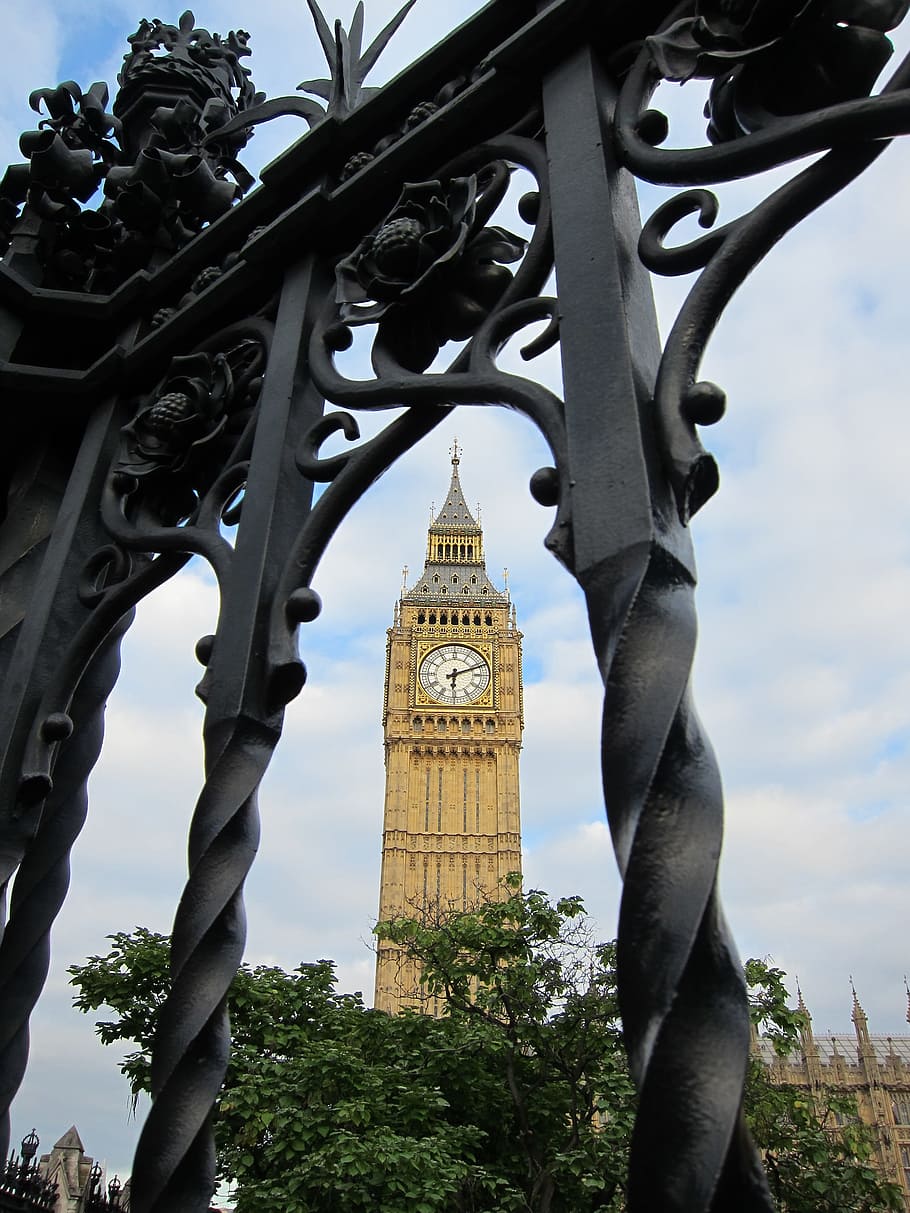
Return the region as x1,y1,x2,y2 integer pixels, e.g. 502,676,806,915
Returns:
419,644,491,705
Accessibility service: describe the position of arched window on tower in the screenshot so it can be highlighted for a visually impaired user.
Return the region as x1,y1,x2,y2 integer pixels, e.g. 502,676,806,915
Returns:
445,543,451,559
417,611,426,624
485,613,492,626
441,611,448,625
473,613,481,626
437,543,443,559
429,612,436,624
468,545,473,559
462,612,469,625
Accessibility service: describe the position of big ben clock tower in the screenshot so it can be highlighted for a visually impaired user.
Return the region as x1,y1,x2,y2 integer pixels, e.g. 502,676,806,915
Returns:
374,444,523,1014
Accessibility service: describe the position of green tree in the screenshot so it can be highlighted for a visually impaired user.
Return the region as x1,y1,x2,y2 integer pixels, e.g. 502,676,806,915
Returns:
69,894,902,1212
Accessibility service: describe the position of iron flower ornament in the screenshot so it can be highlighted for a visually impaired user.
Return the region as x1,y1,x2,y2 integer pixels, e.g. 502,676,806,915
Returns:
335,175,525,371
120,353,232,478
648,0,910,140
115,350,256,523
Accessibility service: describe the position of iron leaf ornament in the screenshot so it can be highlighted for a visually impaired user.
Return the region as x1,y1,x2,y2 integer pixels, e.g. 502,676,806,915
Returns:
26,81,122,166
209,0,418,142
647,0,910,140
300,0,418,117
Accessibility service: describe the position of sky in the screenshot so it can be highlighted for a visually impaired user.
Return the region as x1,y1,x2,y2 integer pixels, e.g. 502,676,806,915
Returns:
3,0,910,1186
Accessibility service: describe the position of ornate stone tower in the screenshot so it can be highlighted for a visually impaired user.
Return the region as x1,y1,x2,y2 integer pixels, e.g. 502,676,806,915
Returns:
374,445,523,1014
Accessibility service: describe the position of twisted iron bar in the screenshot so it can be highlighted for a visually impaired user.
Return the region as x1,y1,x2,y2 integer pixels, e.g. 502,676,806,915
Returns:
586,544,771,1210
123,268,322,1207
588,12,910,1204
0,610,133,1163
129,716,265,1213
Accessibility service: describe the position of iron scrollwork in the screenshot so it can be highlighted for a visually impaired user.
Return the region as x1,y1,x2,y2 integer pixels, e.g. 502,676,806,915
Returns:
615,0,910,523
297,137,571,587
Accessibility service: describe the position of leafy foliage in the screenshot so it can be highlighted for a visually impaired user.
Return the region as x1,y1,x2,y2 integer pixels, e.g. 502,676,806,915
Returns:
376,878,634,1211
69,897,903,1213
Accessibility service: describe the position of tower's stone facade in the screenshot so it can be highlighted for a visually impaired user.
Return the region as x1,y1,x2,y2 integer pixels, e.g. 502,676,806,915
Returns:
374,449,523,1014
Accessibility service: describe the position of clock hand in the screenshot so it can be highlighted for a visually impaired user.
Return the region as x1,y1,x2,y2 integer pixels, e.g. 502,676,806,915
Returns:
454,661,488,676
449,661,487,681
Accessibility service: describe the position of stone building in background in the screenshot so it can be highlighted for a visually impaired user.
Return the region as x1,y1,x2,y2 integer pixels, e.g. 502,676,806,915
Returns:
756,988,910,1209
374,447,523,1014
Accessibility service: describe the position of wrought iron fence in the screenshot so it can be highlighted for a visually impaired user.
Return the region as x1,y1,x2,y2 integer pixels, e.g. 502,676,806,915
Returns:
1,1,908,1209
0,1134,56,1212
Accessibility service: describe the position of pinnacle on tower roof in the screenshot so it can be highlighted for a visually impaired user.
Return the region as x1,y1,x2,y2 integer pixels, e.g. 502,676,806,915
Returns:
429,438,481,533
402,446,508,603
850,978,870,1041
796,981,810,1019
53,1126,85,1152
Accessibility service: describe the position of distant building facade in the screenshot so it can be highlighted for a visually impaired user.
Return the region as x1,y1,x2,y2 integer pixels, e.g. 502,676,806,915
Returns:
0,1126,127,1213
37,1127,127,1213
755,989,910,1208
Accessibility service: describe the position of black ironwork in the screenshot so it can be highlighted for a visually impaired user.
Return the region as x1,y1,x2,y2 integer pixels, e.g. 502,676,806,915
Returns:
0,1,907,1209
83,1164,126,1212
0,1135,56,1212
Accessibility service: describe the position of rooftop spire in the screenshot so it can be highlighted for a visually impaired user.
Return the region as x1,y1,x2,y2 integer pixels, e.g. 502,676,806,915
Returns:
401,448,508,602
851,978,870,1041
796,981,809,1017
429,446,480,533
